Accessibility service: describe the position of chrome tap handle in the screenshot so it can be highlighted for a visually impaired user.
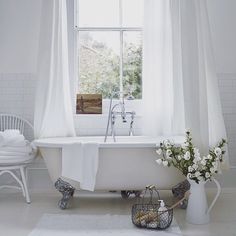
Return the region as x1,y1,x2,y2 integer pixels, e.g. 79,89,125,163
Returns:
129,111,135,136
119,95,127,123
111,112,116,142
104,94,114,142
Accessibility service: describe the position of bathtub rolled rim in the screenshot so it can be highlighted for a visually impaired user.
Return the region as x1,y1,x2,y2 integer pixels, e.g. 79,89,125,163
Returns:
33,135,185,148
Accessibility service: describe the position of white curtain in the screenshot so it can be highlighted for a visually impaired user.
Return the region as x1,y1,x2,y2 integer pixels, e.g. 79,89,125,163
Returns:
142,0,228,165
34,0,75,138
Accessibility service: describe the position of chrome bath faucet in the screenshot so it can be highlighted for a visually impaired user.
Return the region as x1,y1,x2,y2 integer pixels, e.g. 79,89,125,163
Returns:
104,92,135,142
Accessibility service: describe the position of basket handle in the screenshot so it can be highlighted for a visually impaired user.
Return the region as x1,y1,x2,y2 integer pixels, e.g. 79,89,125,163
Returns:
147,185,160,204
140,185,161,205
169,191,190,210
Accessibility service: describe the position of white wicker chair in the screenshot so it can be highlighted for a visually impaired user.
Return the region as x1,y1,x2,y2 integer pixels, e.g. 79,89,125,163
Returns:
0,114,35,203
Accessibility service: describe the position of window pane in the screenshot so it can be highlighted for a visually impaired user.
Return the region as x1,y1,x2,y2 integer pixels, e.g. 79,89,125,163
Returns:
123,31,142,99
122,0,143,27
78,0,119,27
78,31,120,98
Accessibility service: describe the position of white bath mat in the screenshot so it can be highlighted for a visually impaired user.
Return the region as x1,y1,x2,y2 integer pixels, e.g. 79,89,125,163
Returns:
29,214,182,236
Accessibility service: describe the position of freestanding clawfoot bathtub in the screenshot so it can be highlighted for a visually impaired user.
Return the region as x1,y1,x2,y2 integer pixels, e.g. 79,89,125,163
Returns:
34,136,185,209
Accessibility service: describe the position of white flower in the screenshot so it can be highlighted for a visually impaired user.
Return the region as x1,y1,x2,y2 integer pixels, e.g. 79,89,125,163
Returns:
177,155,182,160
213,161,218,167
193,148,200,159
212,161,218,169
192,164,198,170
193,157,201,163
166,150,172,158
188,166,194,172
201,165,207,170
156,159,163,165
210,167,217,173
194,153,200,159
181,142,189,149
201,160,207,166
163,160,168,167
207,154,212,160
164,140,171,148
198,176,204,182
187,173,192,179
205,172,211,178
156,149,162,155
214,147,222,156
184,151,191,160
195,171,201,177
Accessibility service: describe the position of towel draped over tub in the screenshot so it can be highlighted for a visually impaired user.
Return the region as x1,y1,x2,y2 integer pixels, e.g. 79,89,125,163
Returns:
62,142,99,191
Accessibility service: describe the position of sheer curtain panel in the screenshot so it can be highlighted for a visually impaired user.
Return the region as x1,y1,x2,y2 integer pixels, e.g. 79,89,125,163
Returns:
34,0,75,138
142,0,228,167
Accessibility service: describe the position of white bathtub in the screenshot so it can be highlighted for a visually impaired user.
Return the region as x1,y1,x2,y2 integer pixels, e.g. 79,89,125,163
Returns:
34,136,185,191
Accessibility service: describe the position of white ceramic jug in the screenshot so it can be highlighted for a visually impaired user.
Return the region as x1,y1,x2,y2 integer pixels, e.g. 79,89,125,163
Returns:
186,178,221,225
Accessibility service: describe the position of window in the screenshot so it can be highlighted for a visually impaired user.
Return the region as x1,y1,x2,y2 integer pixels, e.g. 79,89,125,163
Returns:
76,0,143,99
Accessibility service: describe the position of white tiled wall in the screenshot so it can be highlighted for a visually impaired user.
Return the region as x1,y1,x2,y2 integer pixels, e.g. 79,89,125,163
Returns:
0,72,236,189
0,73,35,123
218,73,236,167
74,114,142,137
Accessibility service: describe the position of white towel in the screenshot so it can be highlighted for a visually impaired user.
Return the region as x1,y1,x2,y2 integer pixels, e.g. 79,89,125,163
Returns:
0,129,27,147
62,142,99,191
1,129,20,136
0,130,37,162
0,145,33,154
62,143,84,182
80,143,99,191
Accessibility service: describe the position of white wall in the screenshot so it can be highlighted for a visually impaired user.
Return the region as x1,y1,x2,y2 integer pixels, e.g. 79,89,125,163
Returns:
207,0,236,73
0,0,41,120
0,0,41,73
207,0,236,187
207,0,236,169
0,0,236,190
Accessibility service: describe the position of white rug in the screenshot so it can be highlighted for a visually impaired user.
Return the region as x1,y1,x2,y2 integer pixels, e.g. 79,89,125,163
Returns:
29,214,182,236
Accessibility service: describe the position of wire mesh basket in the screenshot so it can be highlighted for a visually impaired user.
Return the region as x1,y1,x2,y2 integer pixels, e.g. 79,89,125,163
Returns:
131,185,173,230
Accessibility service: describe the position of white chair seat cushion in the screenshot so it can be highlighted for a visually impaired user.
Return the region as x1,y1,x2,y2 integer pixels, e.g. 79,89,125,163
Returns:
0,153,34,164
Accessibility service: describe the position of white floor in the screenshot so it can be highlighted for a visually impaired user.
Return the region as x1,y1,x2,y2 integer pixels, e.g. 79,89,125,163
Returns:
0,189,236,236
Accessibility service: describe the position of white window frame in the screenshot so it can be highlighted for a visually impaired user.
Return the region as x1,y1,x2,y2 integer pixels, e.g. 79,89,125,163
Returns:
75,0,143,102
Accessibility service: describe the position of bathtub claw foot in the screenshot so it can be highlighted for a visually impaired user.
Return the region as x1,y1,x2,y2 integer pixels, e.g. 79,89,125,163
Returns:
172,179,190,209
121,190,142,199
121,190,131,199
55,178,75,209
134,190,142,197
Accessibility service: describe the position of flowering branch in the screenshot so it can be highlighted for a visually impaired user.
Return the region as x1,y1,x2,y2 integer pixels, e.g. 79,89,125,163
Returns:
155,131,227,184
